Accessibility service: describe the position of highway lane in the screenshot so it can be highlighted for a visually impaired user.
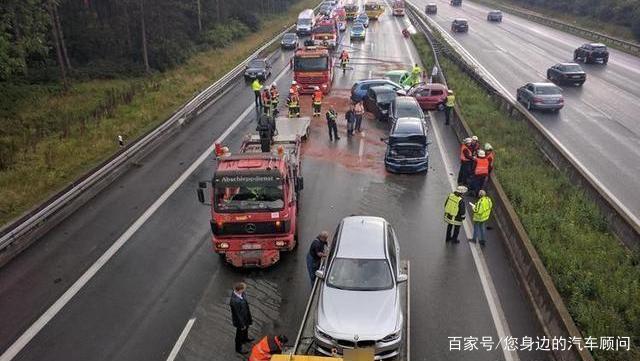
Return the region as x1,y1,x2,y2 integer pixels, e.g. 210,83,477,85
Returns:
411,0,640,219
1,3,548,361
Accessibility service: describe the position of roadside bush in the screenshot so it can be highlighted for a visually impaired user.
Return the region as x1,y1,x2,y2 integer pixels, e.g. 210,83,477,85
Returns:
203,20,251,49
232,11,262,32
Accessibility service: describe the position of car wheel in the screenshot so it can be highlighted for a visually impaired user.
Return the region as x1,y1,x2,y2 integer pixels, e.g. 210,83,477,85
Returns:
603,59,608,65
573,53,579,61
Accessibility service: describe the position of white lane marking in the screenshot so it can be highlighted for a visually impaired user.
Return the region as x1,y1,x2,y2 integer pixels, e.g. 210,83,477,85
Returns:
166,318,196,361
429,110,519,361
405,260,411,361
0,65,293,361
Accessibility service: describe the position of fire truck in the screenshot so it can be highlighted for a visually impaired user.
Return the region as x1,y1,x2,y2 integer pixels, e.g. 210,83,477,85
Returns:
392,0,405,16
312,18,339,49
197,118,310,268
293,46,333,94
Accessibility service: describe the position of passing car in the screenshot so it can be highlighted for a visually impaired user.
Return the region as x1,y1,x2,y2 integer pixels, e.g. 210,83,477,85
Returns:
281,33,299,50
450,0,462,6
351,78,403,102
244,58,272,80
425,3,437,14
547,63,586,86
408,83,448,111
487,10,502,22
350,23,366,41
314,216,407,359
516,82,564,112
389,96,426,125
451,19,469,32
383,118,430,173
355,13,370,27
384,70,411,87
364,86,398,121
574,43,609,64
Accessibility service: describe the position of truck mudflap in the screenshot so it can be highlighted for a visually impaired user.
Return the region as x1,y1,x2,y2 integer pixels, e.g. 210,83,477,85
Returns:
290,261,410,360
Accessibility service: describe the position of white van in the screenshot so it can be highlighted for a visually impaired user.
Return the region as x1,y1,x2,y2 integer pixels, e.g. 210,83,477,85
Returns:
296,9,315,35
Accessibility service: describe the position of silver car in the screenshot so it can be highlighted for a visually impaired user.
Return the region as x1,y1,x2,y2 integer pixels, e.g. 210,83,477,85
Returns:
516,82,564,112
314,216,407,359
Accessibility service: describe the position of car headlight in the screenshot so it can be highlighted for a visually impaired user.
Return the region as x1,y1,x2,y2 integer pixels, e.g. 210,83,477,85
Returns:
381,330,401,342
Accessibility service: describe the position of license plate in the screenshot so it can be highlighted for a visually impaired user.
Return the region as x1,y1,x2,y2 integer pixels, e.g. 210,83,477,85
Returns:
242,243,262,250
241,250,262,259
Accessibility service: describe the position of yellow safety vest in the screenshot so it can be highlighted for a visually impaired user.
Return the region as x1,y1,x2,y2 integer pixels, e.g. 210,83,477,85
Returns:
472,196,493,223
252,79,262,92
444,193,462,225
446,94,456,107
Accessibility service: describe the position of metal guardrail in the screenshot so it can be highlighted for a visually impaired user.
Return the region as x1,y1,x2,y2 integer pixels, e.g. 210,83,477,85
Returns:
405,1,640,251
472,0,640,56
0,19,303,265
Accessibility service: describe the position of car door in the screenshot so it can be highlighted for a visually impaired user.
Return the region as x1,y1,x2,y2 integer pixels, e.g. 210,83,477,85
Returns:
365,88,377,113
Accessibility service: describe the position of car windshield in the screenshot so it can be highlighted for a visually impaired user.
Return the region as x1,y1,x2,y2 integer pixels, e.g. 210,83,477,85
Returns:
248,60,265,68
294,56,329,71
396,105,421,118
327,258,393,290
283,34,296,40
376,91,395,102
535,86,560,95
298,19,312,26
352,25,364,31
561,64,582,72
358,14,368,20
593,46,607,52
214,185,284,212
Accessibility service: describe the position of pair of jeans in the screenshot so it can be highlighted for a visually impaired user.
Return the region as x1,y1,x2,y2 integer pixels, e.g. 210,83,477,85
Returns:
328,122,339,140
355,114,363,131
254,90,262,107
235,327,249,352
306,253,319,286
347,121,354,135
445,106,453,125
473,221,487,242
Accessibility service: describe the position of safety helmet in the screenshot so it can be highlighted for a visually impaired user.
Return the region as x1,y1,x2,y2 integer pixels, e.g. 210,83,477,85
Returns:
471,135,478,142
484,143,493,151
271,82,277,87
463,137,472,144
292,81,297,85
478,150,486,157
314,86,320,90
456,185,468,194
448,90,453,94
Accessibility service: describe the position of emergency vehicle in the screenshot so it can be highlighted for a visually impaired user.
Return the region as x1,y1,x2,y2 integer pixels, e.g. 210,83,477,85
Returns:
312,18,339,49
344,3,359,20
392,0,405,16
293,46,334,94
197,118,310,268
364,1,385,19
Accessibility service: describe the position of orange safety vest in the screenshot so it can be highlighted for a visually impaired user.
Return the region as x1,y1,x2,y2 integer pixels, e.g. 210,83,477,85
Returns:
460,144,473,162
312,90,323,104
475,157,490,176
249,336,282,361
486,151,495,167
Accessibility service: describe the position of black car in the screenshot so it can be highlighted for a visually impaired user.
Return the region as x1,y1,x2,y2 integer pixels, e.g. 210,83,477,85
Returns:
382,118,430,173
574,43,609,64
281,33,299,50
425,3,437,14
450,0,462,6
364,86,398,121
487,10,502,22
389,96,426,125
451,19,469,32
547,63,586,86
244,58,272,81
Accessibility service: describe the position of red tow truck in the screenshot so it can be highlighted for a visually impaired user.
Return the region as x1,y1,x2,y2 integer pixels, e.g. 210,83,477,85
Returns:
293,46,333,94
197,118,310,268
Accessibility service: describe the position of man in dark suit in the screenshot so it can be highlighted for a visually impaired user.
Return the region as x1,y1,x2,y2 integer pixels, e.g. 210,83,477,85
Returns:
229,282,253,354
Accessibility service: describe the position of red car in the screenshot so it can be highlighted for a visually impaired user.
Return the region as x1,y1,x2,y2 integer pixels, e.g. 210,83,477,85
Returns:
408,83,448,111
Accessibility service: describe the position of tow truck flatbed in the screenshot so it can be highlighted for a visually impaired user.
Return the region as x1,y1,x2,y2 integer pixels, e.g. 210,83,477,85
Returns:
289,261,410,361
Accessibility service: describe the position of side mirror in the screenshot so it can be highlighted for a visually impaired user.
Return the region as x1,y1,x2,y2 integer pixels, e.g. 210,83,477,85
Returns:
397,273,408,283
315,270,325,279
197,188,205,203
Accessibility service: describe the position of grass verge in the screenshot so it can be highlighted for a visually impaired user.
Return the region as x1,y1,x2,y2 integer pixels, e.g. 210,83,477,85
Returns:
0,0,320,227
412,33,640,361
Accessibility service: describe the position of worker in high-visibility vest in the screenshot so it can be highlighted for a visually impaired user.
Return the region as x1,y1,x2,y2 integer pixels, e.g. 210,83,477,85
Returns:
289,81,300,96
444,185,467,243
249,335,288,361
312,86,323,117
261,89,272,117
252,78,263,107
457,137,474,185
484,143,495,168
445,89,455,125
286,89,300,118
469,150,491,196
269,83,280,117
471,190,493,246
409,63,422,86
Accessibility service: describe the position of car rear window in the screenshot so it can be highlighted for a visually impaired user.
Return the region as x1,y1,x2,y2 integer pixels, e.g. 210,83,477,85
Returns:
430,89,444,96
327,258,393,290
594,46,607,52
535,86,561,95
561,64,583,72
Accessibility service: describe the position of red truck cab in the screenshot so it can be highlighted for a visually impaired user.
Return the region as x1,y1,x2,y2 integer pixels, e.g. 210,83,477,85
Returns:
293,46,333,94
312,18,339,49
201,137,304,267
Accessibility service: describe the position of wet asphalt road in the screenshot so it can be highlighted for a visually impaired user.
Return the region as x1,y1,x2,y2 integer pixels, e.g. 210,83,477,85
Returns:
410,0,640,221
0,3,551,361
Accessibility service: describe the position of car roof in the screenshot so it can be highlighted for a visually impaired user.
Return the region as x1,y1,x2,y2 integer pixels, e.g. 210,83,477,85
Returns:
427,3,436,5
370,85,396,94
336,216,387,259
589,43,606,47
386,69,409,75
357,78,393,85
454,18,468,22
394,96,420,106
489,9,501,12
416,82,447,90
531,82,557,87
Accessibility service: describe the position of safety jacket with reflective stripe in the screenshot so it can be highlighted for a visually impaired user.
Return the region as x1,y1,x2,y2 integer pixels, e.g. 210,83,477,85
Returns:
472,196,493,223
312,91,323,104
460,144,473,162
446,94,456,107
252,79,262,92
474,157,490,176
287,95,299,107
270,87,279,100
249,336,281,361
444,193,464,225
289,85,299,95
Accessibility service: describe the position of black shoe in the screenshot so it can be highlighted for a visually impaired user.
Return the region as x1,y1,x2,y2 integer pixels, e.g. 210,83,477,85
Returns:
479,240,486,246
451,239,460,243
